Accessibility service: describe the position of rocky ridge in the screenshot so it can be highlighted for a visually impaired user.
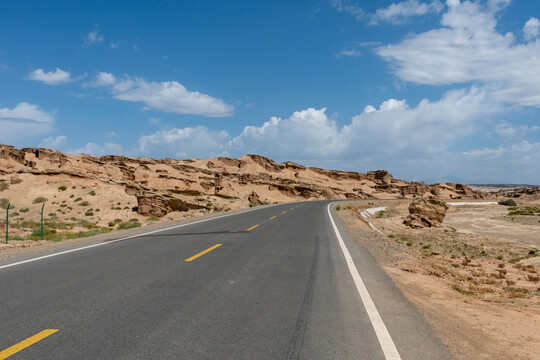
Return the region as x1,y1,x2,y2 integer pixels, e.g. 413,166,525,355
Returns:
0,144,482,217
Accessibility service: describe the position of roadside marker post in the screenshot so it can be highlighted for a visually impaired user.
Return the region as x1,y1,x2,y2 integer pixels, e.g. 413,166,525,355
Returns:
41,203,45,241
5,203,9,244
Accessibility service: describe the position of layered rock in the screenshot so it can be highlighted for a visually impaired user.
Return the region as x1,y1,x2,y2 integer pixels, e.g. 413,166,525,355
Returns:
404,199,449,228
0,144,483,217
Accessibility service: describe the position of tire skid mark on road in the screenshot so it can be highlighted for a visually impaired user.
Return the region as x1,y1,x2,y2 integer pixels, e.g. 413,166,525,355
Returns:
285,236,319,359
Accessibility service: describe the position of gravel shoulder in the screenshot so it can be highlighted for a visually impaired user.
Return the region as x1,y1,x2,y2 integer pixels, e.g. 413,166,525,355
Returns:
337,200,540,360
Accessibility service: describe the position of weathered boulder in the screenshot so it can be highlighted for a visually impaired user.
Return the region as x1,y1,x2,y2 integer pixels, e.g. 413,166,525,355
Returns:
403,198,448,228
133,190,208,217
248,191,262,205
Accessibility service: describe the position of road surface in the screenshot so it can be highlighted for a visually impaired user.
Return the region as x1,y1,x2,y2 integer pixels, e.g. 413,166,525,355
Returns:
0,201,451,359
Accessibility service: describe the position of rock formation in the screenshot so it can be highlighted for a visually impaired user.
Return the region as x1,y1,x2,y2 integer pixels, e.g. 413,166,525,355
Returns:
0,144,482,217
403,199,449,228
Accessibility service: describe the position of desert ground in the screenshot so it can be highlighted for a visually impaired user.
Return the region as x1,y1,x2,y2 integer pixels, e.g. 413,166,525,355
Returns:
338,199,539,360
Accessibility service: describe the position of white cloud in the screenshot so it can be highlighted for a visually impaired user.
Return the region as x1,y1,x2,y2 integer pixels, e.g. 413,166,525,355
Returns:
83,72,116,87
85,28,104,45
149,117,161,125
40,135,67,150
376,1,540,107
329,0,366,21
331,0,443,25
371,0,444,25
494,122,539,139
0,64,9,73
87,72,234,117
523,17,540,41
337,49,362,58
70,142,124,156
27,68,73,85
137,126,229,158
0,103,55,145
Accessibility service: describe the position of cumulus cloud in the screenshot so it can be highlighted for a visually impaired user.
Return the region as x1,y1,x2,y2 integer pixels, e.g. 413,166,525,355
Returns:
376,1,540,107
228,108,340,160
86,72,234,117
0,103,55,145
226,87,492,164
27,68,74,85
39,135,67,150
83,72,116,87
523,17,540,41
70,142,124,156
371,0,444,25
137,126,229,158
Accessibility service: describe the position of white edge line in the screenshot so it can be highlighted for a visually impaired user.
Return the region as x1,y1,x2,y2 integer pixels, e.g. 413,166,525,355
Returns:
360,210,386,236
328,203,401,360
0,205,276,270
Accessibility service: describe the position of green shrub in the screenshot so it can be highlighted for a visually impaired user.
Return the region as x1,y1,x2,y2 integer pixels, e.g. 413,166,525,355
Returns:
335,205,341,211
249,202,257,207
118,221,141,230
89,190,96,196
85,211,94,216
376,210,386,218
0,181,8,191
499,199,517,206
10,177,22,185
0,198,9,209
33,197,47,204
74,197,82,202
78,201,90,206
58,186,67,191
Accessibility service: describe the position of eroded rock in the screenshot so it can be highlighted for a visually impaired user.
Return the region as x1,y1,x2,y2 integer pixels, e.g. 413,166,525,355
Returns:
404,198,449,228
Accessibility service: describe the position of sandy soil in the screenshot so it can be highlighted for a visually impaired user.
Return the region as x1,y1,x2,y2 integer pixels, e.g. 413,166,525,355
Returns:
338,200,540,360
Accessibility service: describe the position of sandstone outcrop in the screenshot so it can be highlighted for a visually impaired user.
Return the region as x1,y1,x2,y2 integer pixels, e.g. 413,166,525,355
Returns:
403,199,449,228
0,144,483,217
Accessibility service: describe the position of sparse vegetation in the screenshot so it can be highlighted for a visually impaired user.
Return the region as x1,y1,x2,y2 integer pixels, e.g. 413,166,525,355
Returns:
89,190,96,196
78,201,90,206
10,177,22,185
0,198,9,209
74,197,82,202
498,199,517,206
335,205,341,211
376,210,386,218
58,185,67,191
118,221,141,230
32,197,47,204
0,181,8,191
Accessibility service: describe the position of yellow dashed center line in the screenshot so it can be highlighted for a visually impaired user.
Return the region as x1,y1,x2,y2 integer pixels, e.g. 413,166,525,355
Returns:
185,244,222,262
269,216,276,220
246,224,259,231
0,329,59,360
282,211,287,214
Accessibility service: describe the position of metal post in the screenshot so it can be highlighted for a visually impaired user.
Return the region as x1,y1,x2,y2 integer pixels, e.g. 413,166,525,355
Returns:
5,203,10,244
41,203,45,241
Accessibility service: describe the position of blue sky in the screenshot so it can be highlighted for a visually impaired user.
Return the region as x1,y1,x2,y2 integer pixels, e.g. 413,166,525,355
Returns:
1,0,539,184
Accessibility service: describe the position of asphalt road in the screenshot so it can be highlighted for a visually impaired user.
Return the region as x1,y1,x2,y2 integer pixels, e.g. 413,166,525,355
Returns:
0,201,452,359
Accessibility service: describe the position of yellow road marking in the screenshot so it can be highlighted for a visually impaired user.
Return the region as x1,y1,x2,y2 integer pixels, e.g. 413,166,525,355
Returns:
246,224,259,231
282,211,287,214
185,244,222,262
269,216,276,220
0,329,58,360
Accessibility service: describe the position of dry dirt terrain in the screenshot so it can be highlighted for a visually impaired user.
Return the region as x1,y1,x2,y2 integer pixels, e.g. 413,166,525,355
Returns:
338,200,540,360
0,143,481,252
